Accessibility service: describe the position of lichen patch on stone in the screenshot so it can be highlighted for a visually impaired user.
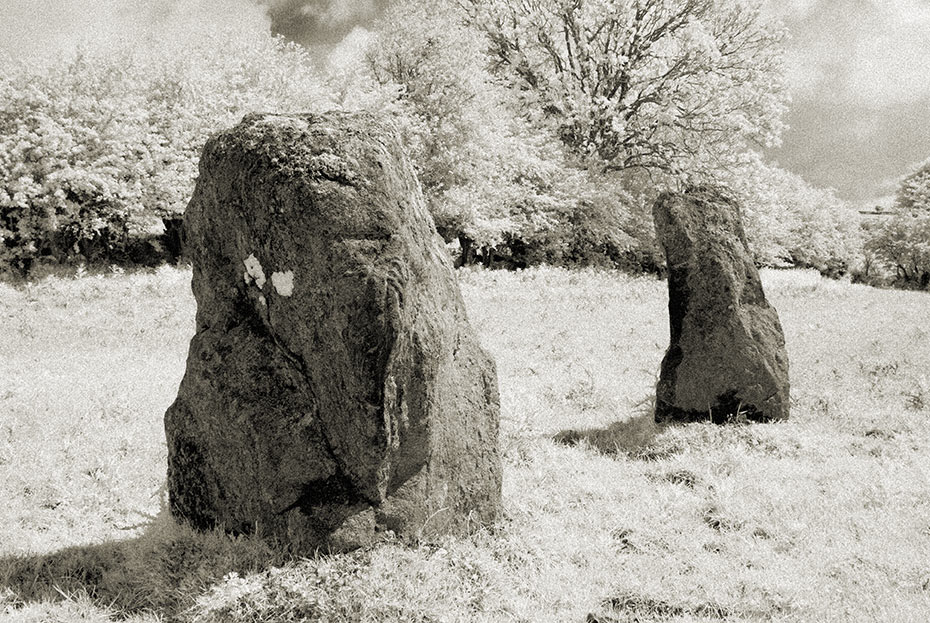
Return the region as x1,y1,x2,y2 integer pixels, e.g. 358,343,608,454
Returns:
271,270,295,296
243,254,266,288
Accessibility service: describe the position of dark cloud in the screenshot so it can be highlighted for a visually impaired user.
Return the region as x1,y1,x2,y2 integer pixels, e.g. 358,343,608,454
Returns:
267,0,388,46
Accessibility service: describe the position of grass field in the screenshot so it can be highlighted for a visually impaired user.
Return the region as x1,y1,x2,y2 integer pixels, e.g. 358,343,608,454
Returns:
1,265,929,622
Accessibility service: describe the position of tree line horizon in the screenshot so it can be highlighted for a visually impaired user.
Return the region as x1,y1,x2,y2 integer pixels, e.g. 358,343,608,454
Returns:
1,0,928,287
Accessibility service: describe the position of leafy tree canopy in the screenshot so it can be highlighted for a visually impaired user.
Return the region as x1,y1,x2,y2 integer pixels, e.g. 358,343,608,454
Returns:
461,0,789,178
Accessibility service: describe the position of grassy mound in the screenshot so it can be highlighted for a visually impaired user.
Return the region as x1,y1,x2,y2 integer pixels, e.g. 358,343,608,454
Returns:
2,266,929,622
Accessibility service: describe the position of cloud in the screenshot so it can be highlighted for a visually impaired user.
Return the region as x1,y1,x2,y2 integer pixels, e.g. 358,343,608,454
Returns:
772,0,930,106
313,0,377,27
282,0,377,27
326,25,375,70
762,0,930,201
767,91,930,202
764,0,820,18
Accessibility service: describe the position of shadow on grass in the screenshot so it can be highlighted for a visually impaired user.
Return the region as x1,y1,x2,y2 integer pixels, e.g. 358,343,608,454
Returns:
586,588,792,622
0,510,291,619
553,411,680,460
586,592,733,622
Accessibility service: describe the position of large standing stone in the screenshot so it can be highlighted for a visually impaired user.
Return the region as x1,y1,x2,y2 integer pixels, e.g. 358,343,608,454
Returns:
653,186,790,423
164,112,501,551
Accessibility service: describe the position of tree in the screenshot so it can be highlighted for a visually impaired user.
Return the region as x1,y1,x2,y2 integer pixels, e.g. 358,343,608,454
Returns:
364,0,659,267
864,215,930,289
862,157,930,289
0,50,154,272
461,0,788,178
366,0,523,243
895,158,930,214
719,153,861,274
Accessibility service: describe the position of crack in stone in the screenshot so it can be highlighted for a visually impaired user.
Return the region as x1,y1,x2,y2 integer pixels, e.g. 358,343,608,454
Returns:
257,313,380,513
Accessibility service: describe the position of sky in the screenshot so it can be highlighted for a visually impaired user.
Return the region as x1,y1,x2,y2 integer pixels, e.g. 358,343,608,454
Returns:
0,0,272,55
1,0,928,206
764,0,930,206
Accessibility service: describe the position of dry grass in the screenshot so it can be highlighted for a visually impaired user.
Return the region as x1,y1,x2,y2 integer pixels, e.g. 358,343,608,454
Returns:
2,265,929,622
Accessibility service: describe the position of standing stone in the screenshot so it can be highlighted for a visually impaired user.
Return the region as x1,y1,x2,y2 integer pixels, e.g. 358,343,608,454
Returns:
164,112,502,551
653,186,790,423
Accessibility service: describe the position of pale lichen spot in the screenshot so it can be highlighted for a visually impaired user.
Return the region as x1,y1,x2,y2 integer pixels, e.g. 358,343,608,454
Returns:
243,254,266,288
271,270,295,297
258,295,267,307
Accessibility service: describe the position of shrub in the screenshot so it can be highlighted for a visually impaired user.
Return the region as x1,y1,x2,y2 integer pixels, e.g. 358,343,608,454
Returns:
0,52,149,273
0,33,331,276
484,171,663,272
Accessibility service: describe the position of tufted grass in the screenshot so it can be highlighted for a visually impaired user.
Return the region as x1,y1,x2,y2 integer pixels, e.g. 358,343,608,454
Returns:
1,265,929,622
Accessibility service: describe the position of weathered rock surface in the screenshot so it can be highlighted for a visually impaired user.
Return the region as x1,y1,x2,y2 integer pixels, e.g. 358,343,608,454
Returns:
653,186,790,423
165,112,502,551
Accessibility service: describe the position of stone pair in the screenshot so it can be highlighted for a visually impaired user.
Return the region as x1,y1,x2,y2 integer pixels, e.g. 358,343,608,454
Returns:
165,113,789,553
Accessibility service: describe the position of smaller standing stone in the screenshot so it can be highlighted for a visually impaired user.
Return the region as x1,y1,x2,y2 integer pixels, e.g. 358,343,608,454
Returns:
653,186,789,423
